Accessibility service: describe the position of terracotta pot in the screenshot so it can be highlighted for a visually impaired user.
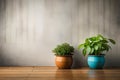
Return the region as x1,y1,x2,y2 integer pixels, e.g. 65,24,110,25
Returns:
55,55,73,69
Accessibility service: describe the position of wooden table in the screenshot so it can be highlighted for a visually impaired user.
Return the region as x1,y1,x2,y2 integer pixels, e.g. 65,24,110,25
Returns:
0,67,119,80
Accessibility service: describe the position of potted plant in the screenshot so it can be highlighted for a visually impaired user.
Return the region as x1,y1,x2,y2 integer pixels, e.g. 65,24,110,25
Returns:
52,43,74,69
78,34,115,69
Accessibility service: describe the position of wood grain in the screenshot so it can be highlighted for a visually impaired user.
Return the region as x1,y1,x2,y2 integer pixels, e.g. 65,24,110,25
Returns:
0,67,119,80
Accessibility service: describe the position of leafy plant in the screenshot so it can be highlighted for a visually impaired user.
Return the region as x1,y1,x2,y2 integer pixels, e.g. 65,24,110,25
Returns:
52,43,74,56
78,34,116,56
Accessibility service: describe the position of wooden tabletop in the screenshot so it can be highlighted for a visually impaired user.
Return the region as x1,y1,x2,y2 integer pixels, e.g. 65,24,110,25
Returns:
0,66,119,80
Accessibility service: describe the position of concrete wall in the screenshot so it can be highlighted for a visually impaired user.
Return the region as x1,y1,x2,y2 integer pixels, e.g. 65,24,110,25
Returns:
0,0,120,67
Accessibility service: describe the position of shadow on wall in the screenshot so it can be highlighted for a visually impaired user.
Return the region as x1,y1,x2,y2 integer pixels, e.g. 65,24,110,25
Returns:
105,0,120,67
0,47,6,66
0,47,15,66
72,49,87,68
0,46,19,66
0,0,14,66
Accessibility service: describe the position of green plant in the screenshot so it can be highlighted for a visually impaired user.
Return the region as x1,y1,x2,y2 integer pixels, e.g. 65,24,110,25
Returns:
78,34,116,56
52,43,74,56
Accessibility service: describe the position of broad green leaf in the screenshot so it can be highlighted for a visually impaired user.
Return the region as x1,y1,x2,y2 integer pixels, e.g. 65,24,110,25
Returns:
90,48,94,54
91,42,95,46
94,45,99,50
86,46,91,54
102,44,109,51
97,34,104,40
82,49,86,56
85,38,91,44
109,39,116,44
98,43,102,49
101,40,108,43
91,37,96,41
78,44,84,49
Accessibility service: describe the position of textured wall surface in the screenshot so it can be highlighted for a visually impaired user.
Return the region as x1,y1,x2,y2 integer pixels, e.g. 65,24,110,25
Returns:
0,0,120,67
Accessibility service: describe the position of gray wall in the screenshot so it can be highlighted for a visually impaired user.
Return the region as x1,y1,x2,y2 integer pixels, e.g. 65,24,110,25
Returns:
0,0,120,67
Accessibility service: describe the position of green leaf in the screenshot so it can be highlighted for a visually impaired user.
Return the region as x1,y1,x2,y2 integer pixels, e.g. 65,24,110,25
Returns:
85,38,89,43
102,44,109,51
94,45,99,51
101,40,108,43
86,46,91,54
97,34,104,40
108,45,112,49
82,49,86,56
78,34,115,56
90,37,96,41
85,38,91,44
90,48,94,54
98,43,102,49
109,39,116,44
91,42,95,46
52,43,74,56
78,44,84,49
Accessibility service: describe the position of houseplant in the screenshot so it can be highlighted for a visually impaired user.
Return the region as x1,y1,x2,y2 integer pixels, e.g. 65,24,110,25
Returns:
78,34,115,69
52,43,74,69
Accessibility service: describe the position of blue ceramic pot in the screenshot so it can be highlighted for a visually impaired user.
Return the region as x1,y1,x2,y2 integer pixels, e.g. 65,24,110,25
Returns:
87,55,105,69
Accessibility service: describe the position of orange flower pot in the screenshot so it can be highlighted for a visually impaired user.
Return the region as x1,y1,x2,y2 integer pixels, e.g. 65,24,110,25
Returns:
55,55,73,69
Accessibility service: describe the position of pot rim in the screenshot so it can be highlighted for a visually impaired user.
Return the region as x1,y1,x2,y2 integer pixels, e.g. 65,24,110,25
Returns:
88,54,105,57
55,55,73,57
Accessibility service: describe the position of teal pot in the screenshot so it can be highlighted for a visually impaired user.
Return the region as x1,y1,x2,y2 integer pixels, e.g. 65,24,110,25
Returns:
87,55,105,69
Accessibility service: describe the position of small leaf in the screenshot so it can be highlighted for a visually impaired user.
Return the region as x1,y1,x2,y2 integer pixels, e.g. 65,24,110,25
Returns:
109,39,116,44
85,38,89,43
